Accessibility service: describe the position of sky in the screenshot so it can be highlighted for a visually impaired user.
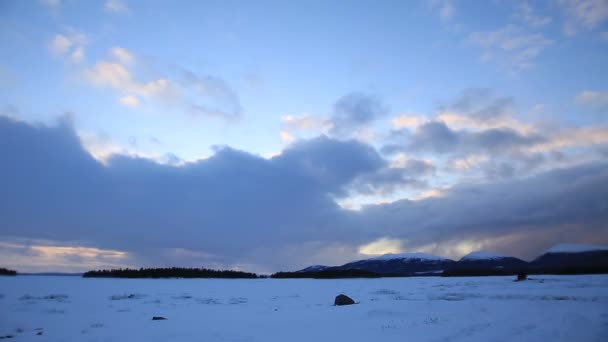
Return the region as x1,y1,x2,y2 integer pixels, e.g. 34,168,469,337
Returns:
0,0,607,273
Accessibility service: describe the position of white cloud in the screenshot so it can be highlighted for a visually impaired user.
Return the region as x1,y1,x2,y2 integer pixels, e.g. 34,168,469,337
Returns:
49,29,87,63
391,114,428,129
119,95,139,107
84,61,176,101
50,34,72,55
281,114,329,132
104,0,129,13
576,90,608,109
71,46,85,63
279,130,295,144
560,0,608,35
468,25,553,72
111,46,134,65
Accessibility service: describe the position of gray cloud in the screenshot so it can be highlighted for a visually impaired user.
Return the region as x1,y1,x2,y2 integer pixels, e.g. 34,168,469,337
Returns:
446,88,515,121
180,69,243,120
351,160,434,196
329,92,387,136
0,116,606,271
387,121,545,156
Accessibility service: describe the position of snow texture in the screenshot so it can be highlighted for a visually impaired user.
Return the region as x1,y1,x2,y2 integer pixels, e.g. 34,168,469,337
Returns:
1,275,607,341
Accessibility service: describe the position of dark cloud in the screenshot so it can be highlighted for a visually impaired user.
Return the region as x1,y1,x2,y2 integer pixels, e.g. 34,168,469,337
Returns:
329,92,387,136
362,158,435,193
402,121,545,155
0,116,606,271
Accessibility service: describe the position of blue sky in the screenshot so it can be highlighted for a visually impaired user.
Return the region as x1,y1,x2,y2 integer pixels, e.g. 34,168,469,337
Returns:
0,0,607,272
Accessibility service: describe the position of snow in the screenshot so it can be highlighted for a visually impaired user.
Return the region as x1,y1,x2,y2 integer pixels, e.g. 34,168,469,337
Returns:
460,251,508,261
299,265,328,272
367,252,446,261
547,243,608,254
2,275,607,341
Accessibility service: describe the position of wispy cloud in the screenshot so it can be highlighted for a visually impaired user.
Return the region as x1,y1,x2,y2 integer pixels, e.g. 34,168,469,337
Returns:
560,0,608,35
104,0,130,13
468,25,553,72
431,0,455,21
576,90,608,110
82,47,242,119
49,29,87,63
516,1,552,27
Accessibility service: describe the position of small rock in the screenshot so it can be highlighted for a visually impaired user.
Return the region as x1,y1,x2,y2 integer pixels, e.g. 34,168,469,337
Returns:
36,332,43,336
516,272,528,281
334,294,355,306
152,316,167,320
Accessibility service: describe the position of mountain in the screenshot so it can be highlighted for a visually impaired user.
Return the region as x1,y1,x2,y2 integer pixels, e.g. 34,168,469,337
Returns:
290,243,608,278
530,243,608,274
442,251,528,276
334,253,454,276
296,265,330,273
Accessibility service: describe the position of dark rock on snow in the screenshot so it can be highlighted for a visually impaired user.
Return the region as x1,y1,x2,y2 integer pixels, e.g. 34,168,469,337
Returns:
334,294,355,306
152,316,167,320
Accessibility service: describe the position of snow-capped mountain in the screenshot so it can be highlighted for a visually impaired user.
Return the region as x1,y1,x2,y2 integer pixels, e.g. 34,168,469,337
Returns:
460,251,508,260
291,243,608,277
334,253,454,276
296,265,330,273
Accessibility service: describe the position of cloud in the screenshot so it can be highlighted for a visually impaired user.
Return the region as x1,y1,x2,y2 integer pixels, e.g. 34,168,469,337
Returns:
179,69,243,120
41,0,61,13
560,0,608,35
279,131,295,144
110,47,134,65
431,0,455,21
0,115,606,271
282,114,329,132
83,48,241,119
516,1,552,27
391,114,428,129
468,25,553,72
0,240,130,273
49,29,87,63
576,90,608,110
119,95,139,107
329,92,387,137
84,61,177,102
104,0,129,13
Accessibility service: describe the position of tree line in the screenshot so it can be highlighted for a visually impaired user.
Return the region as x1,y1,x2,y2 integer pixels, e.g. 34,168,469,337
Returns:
83,267,259,279
0,267,17,276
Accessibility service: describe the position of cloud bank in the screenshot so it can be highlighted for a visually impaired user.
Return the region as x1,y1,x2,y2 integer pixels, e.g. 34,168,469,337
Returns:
1,115,607,272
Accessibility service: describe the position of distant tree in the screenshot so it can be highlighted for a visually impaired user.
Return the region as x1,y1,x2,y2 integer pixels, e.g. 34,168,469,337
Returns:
0,267,17,276
83,267,259,279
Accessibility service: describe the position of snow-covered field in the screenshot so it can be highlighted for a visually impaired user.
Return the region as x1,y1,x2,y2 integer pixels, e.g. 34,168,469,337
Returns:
1,275,607,341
